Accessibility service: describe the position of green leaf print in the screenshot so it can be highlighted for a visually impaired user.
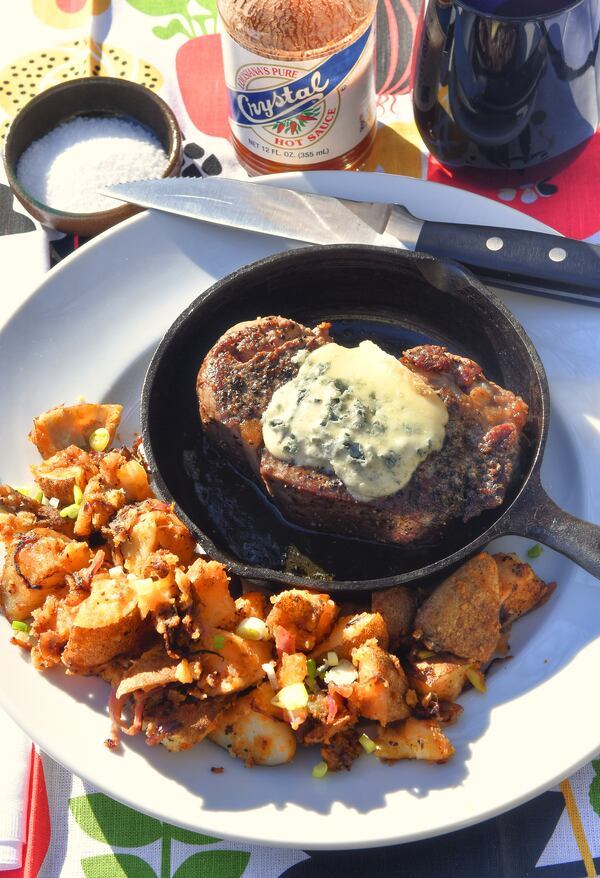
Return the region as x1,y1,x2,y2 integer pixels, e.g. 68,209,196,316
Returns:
82,854,158,878
126,0,213,38
69,794,163,847
589,761,600,815
194,0,218,17
172,852,251,878
192,13,212,31
125,0,190,15
153,19,190,39
166,824,220,845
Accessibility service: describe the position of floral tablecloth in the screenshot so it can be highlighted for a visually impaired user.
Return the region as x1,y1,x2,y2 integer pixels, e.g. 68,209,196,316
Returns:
2,2,600,877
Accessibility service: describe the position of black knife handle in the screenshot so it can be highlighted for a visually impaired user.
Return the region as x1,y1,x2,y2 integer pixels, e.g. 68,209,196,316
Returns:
416,221,600,299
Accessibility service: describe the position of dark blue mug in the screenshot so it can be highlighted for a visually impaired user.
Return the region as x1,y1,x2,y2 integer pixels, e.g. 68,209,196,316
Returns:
412,0,600,169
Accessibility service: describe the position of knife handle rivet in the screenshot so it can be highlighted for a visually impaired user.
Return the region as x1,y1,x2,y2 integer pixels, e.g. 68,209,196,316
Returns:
486,236,504,252
549,247,567,262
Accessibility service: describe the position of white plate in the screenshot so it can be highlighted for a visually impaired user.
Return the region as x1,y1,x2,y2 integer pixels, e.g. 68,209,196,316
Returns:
2,172,600,851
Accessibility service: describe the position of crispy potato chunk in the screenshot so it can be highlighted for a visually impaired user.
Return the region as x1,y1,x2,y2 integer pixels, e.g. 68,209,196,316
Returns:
0,527,91,622
31,445,98,504
350,640,410,725
310,612,388,660
145,695,233,751
249,681,284,719
235,591,269,622
0,485,74,537
407,655,476,701
188,558,237,631
115,459,152,502
278,652,308,688
30,593,82,669
0,511,37,544
72,452,152,538
62,614,148,675
74,573,139,627
61,573,151,674
375,718,455,763
371,586,417,652
266,589,338,651
210,692,296,766
75,478,126,538
29,404,122,459
415,553,500,662
108,500,197,574
200,631,272,695
494,552,556,628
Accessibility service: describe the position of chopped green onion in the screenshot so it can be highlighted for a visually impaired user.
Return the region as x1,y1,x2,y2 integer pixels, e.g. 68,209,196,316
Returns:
271,682,309,711
466,667,486,693
312,761,328,779
527,543,543,559
16,485,43,502
213,635,225,650
359,733,377,754
59,503,80,519
11,620,30,633
73,485,83,505
88,427,110,452
235,616,267,641
327,651,339,667
306,658,316,680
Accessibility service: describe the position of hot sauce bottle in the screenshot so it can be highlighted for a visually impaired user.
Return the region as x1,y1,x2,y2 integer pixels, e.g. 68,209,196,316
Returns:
218,0,378,174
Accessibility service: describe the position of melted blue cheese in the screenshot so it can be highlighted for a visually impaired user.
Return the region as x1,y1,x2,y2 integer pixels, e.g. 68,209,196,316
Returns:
262,341,448,502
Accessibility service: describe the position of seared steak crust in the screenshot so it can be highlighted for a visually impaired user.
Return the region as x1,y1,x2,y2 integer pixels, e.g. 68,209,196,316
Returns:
197,317,331,477
197,319,528,546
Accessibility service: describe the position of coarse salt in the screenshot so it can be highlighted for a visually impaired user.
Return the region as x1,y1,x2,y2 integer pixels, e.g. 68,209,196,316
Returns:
16,115,168,214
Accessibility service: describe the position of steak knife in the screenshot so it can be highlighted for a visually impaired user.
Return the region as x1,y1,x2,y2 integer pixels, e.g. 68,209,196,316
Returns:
102,177,600,304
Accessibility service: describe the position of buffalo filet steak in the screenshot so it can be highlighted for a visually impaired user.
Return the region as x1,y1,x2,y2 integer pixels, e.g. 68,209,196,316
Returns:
196,316,528,545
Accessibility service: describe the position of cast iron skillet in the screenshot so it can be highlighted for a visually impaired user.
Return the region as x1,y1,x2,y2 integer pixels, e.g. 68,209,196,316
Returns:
141,245,600,591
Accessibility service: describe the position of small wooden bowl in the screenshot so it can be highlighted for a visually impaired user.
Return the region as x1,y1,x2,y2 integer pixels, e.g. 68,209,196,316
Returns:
3,76,182,236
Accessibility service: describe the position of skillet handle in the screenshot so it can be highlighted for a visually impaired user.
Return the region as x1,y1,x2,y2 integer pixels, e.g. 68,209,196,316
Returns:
500,474,600,580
